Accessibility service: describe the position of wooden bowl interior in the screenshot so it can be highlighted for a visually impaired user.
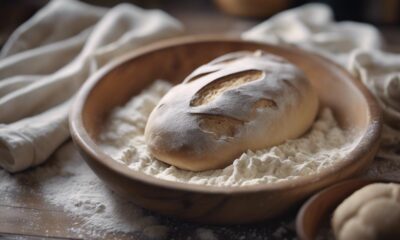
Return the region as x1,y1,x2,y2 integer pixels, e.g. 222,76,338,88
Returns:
71,38,381,223
82,40,371,140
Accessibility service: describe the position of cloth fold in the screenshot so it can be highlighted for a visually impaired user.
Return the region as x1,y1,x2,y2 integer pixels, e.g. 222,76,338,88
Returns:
243,4,382,64
243,3,400,161
0,0,183,172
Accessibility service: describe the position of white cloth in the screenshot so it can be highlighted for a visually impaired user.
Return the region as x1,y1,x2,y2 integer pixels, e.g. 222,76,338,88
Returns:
243,3,400,161
0,0,183,172
243,4,382,64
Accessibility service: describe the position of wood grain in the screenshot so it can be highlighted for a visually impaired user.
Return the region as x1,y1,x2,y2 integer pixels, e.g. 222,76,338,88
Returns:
0,174,137,240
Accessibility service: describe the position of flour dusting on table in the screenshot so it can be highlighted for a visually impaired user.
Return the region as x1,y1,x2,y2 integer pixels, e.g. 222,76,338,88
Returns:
0,143,169,239
0,142,300,239
98,80,356,186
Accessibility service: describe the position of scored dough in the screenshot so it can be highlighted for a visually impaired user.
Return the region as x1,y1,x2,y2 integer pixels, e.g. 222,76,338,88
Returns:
144,50,319,171
332,183,400,240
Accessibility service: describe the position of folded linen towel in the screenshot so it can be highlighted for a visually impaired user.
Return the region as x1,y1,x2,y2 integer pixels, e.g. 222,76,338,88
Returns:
0,0,183,172
243,3,400,161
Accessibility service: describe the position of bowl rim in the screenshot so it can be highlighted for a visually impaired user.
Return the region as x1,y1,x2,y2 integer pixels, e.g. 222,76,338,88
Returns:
69,35,382,194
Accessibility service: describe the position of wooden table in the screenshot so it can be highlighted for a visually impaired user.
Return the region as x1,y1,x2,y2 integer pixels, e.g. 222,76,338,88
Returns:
0,1,399,239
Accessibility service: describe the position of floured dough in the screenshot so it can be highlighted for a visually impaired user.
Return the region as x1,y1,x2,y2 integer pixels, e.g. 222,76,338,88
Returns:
332,183,400,240
144,51,319,171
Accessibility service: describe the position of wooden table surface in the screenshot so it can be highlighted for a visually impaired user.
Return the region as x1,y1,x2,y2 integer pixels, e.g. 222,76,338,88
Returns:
0,1,399,240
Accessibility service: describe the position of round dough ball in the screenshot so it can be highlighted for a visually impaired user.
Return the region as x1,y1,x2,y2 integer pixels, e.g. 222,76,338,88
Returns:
332,183,400,240
144,50,318,171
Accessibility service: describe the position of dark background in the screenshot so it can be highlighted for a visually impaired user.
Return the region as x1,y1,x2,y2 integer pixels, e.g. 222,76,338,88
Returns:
1,0,400,50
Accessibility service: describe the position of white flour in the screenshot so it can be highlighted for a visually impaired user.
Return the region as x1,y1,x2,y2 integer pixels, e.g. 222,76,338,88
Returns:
99,80,356,187
0,142,169,239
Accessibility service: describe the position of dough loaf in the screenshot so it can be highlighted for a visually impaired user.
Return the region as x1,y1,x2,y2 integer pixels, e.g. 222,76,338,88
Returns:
332,183,400,240
144,50,319,171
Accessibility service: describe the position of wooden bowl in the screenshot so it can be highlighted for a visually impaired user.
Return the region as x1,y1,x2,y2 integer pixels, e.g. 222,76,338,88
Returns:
69,36,381,224
214,0,291,18
296,178,400,240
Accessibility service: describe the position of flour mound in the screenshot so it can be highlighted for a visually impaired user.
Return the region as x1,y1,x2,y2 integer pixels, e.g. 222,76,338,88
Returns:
99,80,356,187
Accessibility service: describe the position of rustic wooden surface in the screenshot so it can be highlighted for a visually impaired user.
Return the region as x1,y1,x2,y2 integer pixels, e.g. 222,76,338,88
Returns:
0,1,399,240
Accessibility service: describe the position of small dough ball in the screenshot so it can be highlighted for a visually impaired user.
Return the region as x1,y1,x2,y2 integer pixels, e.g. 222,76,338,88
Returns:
332,183,400,240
